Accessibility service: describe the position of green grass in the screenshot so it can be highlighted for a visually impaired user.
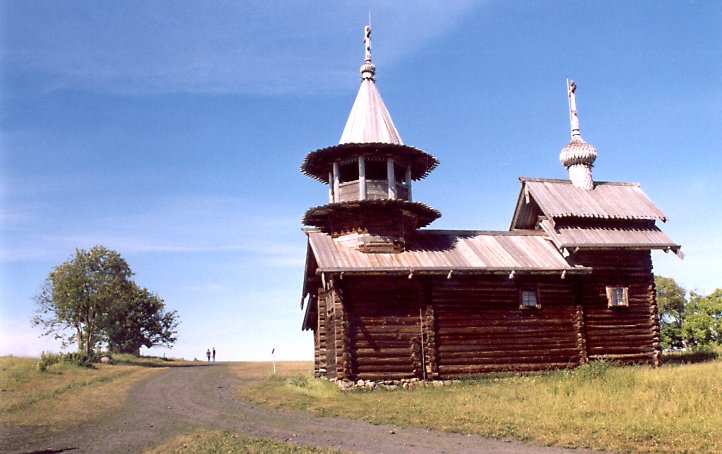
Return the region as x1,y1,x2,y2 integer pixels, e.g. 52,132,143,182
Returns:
236,356,722,453
145,429,344,454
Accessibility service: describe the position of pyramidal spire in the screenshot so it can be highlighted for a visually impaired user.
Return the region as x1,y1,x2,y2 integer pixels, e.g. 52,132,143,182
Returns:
560,80,597,190
339,25,403,145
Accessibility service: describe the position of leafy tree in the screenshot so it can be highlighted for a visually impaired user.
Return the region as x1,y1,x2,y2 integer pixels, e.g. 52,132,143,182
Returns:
33,246,134,356
33,245,179,357
655,276,687,349
104,284,179,355
682,289,722,348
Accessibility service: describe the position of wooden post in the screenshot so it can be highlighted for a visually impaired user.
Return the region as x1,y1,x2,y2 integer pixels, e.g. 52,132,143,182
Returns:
316,289,327,378
328,171,334,203
575,304,588,365
358,156,366,200
649,279,662,366
387,158,396,199
419,307,426,380
405,165,412,201
332,161,340,203
422,282,438,379
574,280,588,364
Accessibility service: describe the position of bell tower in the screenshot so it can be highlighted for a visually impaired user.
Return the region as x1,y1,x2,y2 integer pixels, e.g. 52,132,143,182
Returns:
301,26,440,252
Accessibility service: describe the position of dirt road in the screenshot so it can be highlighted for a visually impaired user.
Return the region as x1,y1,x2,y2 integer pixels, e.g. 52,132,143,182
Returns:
2,363,599,453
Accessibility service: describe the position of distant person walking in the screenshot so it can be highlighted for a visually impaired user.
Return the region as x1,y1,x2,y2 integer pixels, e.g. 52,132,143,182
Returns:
212,347,216,362
206,349,211,362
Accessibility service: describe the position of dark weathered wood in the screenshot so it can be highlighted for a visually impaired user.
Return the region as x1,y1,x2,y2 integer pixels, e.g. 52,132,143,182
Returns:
306,247,662,380
574,250,658,366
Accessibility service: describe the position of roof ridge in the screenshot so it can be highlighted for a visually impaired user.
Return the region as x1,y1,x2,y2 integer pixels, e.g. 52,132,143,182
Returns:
417,229,545,236
519,176,641,187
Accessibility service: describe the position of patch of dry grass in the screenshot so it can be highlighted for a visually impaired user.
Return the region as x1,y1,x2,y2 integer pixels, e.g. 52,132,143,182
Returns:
0,355,165,428
144,428,344,454
235,359,722,453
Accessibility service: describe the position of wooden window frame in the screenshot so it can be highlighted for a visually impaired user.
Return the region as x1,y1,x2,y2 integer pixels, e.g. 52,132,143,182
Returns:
519,288,541,309
606,286,629,308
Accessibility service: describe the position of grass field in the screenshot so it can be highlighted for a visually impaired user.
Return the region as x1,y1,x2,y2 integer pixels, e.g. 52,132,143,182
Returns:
144,428,343,454
0,354,174,428
235,355,722,454
0,355,340,453
4,353,719,453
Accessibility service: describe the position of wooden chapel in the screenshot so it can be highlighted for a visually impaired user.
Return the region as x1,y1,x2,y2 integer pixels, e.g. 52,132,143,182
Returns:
299,27,682,381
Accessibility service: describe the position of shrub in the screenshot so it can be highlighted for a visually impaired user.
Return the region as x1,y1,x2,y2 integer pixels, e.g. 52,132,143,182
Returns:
574,359,616,380
288,373,310,388
36,351,62,372
62,352,97,367
37,351,99,371
664,346,720,365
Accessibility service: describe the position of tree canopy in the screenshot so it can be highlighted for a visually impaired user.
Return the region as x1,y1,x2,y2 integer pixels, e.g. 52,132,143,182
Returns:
655,276,687,349
655,276,721,350
682,289,722,349
104,283,178,355
33,246,178,356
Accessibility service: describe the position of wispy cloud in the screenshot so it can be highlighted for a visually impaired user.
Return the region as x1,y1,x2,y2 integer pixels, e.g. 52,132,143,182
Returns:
0,194,306,265
1,1,479,96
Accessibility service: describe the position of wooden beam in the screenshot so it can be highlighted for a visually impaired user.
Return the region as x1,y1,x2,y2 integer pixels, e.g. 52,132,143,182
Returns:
332,161,340,203
387,158,396,199
358,155,367,200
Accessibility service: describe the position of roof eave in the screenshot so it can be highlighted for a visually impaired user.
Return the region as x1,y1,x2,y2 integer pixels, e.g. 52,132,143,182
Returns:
509,177,531,230
314,266,591,275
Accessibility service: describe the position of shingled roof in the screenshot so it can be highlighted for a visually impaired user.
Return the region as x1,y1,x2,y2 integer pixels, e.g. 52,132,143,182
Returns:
511,178,669,230
305,229,588,275
339,68,402,145
538,219,681,253
509,177,681,255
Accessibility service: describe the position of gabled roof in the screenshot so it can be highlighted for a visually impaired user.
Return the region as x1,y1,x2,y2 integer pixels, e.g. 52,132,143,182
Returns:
305,229,588,275
511,177,669,230
339,77,402,145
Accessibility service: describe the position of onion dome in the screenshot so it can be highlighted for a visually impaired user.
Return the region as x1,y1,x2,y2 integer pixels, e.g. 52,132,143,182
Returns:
560,80,597,191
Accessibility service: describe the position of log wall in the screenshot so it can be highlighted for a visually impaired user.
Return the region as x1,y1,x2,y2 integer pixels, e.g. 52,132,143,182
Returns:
313,251,661,380
344,277,424,380
322,287,340,379
574,250,661,365
314,289,327,377
432,276,581,376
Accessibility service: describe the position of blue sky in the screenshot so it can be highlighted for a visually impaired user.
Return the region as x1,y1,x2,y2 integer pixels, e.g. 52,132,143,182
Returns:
1,1,720,360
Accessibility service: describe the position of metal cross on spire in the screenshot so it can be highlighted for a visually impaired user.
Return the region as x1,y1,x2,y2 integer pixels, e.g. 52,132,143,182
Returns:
364,25,372,62
568,80,581,139
360,25,376,81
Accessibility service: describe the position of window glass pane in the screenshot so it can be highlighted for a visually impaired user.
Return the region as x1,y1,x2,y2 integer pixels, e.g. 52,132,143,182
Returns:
607,286,628,307
521,289,537,307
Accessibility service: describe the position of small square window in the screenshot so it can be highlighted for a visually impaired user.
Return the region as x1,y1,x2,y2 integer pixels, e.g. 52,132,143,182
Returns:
520,289,540,309
606,286,629,307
